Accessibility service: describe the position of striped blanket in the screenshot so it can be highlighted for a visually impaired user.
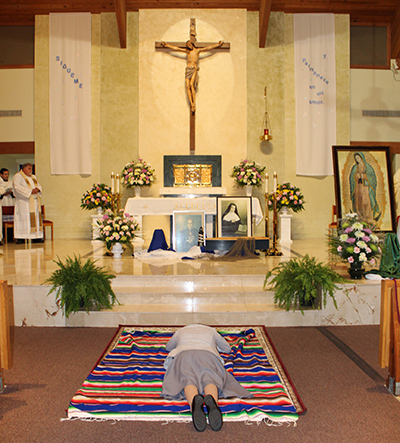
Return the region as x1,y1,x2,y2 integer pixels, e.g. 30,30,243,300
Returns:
67,326,306,424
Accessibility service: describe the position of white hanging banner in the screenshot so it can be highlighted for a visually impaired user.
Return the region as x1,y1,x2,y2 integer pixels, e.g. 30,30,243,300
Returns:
294,14,336,176
49,13,91,175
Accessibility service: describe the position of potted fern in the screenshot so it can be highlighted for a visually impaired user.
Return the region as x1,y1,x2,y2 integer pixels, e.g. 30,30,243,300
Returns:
263,254,345,314
45,255,118,318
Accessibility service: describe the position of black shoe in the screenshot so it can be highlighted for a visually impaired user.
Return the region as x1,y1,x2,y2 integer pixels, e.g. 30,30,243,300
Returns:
33,238,44,243
204,394,223,431
15,239,24,244
191,394,206,432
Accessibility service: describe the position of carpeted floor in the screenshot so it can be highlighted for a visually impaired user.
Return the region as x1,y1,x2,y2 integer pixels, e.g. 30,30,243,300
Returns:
1,325,399,442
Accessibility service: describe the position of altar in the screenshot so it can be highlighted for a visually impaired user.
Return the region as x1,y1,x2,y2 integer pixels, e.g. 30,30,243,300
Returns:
124,197,264,239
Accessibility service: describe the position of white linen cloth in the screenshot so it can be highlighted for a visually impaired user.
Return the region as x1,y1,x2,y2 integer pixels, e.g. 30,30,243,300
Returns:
12,173,43,240
49,13,92,175
294,14,336,176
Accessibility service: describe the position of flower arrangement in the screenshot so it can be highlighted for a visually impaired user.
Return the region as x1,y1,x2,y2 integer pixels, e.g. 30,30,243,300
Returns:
268,182,305,213
231,159,266,188
96,209,140,250
81,183,113,211
121,159,156,188
328,213,382,267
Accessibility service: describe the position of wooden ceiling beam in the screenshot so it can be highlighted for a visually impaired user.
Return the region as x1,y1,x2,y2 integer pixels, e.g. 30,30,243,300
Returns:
114,0,127,49
391,1,400,59
259,0,272,48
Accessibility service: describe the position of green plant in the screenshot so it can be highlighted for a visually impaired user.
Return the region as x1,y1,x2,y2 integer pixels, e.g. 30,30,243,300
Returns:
46,255,118,318
263,254,345,314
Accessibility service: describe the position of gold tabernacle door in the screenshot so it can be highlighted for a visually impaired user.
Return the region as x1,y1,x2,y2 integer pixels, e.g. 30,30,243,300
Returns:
173,164,212,187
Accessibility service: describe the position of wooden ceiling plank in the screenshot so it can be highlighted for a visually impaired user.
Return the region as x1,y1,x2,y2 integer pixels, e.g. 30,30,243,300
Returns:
391,1,400,58
114,0,127,49
0,1,398,27
259,0,272,48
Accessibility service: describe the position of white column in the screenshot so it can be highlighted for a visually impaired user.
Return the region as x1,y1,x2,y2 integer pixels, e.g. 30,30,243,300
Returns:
279,210,293,245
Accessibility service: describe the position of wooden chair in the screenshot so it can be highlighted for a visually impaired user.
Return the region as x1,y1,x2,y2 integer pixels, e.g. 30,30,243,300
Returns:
328,205,337,236
2,206,14,243
41,205,54,241
2,205,53,242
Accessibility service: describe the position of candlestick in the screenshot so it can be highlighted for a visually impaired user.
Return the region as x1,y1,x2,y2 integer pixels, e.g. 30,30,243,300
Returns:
116,174,120,194
265,173,269,193
111,172,115,194
273,171,277,193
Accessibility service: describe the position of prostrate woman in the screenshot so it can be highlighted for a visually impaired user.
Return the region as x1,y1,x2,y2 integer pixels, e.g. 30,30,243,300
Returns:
161,324,252,432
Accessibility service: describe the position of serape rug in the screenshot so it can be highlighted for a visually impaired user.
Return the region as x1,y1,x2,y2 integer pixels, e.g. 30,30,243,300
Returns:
67,326,306,425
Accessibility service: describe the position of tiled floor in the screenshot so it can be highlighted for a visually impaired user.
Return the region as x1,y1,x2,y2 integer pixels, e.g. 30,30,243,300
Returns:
0,237,343,286
5,237,381,327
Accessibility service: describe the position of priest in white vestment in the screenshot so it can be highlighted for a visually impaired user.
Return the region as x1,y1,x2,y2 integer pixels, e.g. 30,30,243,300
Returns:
12,163,44,243
0,168,15,221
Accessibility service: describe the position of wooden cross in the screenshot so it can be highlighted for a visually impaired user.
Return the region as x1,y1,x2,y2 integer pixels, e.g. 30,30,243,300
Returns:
155,19,230,155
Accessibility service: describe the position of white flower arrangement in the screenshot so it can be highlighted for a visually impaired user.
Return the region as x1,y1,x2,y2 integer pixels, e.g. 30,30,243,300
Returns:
97,209,140,250
121,159,156,188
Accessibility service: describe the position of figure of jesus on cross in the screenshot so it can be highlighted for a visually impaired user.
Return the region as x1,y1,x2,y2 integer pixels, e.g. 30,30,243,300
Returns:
159,39,224,113
156,19,230,153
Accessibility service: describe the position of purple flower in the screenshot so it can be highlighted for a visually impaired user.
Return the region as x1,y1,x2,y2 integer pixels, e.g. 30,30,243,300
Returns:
344,227,354,233
346,237,356,243
362,236,370,242
364,228,372,234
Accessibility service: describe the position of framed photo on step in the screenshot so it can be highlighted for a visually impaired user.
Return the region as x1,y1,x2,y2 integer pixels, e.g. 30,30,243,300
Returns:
172,211,205,253
217,196,252,238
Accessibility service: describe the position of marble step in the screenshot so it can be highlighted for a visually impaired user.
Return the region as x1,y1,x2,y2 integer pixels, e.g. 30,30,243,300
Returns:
112,274,268,293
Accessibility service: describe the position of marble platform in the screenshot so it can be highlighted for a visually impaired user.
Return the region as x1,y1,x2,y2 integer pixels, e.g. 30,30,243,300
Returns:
0,238,383,328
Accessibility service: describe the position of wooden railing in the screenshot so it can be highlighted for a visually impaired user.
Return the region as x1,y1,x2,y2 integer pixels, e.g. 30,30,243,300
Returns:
0,280,14,392
379,280,400,395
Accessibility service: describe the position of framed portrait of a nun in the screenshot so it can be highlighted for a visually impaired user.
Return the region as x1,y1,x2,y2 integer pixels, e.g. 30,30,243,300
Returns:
217,197,252,238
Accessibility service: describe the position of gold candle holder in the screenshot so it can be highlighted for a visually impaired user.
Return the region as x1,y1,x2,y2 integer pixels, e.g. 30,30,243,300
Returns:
111,192,121,214
265,191,282,256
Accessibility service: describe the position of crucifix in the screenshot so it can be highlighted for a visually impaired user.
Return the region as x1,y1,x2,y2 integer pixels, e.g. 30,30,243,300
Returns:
155,19,230,155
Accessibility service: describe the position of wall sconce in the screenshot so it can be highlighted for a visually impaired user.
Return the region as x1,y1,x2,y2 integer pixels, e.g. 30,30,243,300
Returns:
260,86,273,141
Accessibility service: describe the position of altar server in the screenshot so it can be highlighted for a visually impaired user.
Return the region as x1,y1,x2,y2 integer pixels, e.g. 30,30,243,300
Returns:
12,163,44,243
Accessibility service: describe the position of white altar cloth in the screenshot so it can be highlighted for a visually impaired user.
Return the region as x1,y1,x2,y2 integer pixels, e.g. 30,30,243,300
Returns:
124,197,263,238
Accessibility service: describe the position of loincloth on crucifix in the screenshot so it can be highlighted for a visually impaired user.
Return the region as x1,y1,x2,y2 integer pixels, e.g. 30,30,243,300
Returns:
185,66,199,89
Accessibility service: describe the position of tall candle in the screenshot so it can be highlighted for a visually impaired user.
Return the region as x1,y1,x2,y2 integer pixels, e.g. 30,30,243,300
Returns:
116,174,120,194
265,173,269,193
111,172,115,194
273,171,277,193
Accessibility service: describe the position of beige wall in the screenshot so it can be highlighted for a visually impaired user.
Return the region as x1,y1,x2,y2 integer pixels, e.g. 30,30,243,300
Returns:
35,15,102,238
31,11,350,240
0,69,34,141
138,9,247,197
351,69,400,143
247,13,350,238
